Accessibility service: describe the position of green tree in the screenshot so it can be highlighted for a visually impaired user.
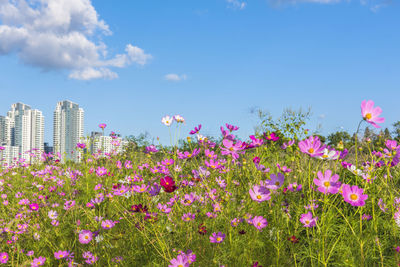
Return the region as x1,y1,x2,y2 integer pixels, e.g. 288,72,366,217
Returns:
327,131,352,147
254,107,312,140
393,121,400,141
383,128,392,140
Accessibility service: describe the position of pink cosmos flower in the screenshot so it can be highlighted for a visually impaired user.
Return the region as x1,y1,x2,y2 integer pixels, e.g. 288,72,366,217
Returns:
281,140,295,149
54,250,69,260
177,149,201,159
157,203,172,214
300,212,318,227
182,213,196,222
231,218,243,227
145,145,158,153
79,230,93,244
220,139,243,159
265,173,285,190
98,123,107,129
220,126,235,140
361,100,385,128
101,220,116,230
342,184,368,207
249,135,264,147
277,163,292,173
313,170,341,195
210,232,225,243
31,256,46,267
169,254,189,267
96,167,108,177
298,136,326,157
249,185,271,202
386,140,400,151
252,216,268,231
205,158,223,169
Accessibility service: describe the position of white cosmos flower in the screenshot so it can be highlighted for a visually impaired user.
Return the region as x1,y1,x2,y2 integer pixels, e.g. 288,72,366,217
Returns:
174,115,185,123
48,210,58,220
318,148,339,160
95,234,104,243
197,134,206,141
161,115,173,126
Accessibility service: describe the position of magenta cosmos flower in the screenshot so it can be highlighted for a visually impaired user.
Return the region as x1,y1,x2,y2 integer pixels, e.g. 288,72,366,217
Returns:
79,230,93,244
361,100,384,128
189,124,202,135
98,123,107,129
29,203,39,211
249,185,271,202
298,136,326,157
0,252,8,264
76,143,86,149
210,232,225,243
342,184,368,207
31,256,46,267
264,132,279,142
300,212,318,227
313,170,341,195
252,216,268,231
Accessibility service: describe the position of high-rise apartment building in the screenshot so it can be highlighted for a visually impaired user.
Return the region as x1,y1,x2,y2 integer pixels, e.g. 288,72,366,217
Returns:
53,100,84,162
89,132,128,156
0,103,44,165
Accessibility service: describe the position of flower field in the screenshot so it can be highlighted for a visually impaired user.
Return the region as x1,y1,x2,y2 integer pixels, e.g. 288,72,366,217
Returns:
1,100,400,266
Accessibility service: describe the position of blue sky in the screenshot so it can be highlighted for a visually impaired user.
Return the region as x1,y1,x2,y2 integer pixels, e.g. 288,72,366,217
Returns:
0,0,399,145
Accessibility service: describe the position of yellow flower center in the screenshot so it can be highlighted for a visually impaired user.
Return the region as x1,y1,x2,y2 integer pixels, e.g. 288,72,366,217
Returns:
275,181,280,186
305,220,310,224
322,155,328,158
365,113,372,120
324,181,330,187
308,148,314,153
217,237,222,242
257,195,262,200
350,194,358,200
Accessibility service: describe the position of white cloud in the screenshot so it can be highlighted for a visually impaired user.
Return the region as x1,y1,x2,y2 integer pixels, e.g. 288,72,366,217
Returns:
226,0,247,10
164,74,187,82
69,67,118,81
0,0,151,80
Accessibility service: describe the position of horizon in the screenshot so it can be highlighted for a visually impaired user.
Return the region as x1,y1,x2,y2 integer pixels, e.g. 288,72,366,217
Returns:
0,0,399,145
